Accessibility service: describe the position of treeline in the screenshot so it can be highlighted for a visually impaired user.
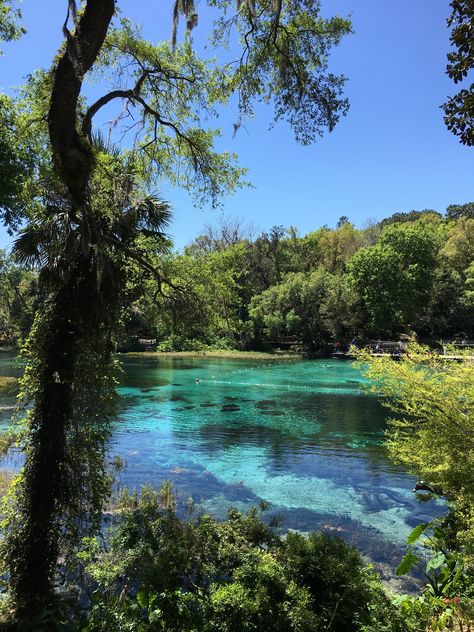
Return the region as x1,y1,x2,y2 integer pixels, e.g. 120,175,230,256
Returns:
122,203,474,353
1,203,473,352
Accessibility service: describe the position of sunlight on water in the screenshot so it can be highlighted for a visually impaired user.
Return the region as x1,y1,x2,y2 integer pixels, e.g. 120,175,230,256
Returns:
0,352,445,577
111,355,445,573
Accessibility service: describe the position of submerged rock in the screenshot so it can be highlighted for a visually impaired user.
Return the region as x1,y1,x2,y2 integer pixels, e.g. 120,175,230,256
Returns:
221,404,241,412
255,399,277,409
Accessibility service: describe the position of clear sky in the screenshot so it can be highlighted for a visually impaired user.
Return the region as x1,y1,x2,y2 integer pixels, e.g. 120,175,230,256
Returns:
0,0,473,250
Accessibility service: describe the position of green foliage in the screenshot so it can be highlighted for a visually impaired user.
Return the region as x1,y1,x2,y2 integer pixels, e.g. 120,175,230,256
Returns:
359,346,474,629
283,530,377,631
363,345,474,496
361,345,474,554
443,1,474,145
78,484,404,631
348,222,440,334
446,200,474,220
5,210,474,352
441,216,474,272
208,0,352,144
0,249,37,343
379,209,441,227
0,0,24,50
113,211,474,351
393,521,474,630
0,95,34,231
249,268,336,350
95,24,248,208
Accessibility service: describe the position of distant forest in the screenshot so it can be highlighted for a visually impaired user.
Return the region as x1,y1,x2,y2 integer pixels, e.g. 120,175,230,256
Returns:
1,201,473,353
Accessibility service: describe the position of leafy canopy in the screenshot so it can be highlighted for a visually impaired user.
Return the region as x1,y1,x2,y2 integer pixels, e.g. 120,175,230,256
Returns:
443,0,474,145
0,0,25,51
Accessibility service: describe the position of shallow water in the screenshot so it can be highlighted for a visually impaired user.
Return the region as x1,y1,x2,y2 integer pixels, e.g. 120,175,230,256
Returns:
112,355,444,575
0,352,445,580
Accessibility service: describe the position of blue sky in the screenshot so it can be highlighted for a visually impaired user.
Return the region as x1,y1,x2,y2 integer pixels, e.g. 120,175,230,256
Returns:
0,0,473,249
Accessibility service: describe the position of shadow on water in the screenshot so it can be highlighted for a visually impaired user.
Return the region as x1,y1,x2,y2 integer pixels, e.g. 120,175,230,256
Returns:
0,351,446,584
109,356,446,577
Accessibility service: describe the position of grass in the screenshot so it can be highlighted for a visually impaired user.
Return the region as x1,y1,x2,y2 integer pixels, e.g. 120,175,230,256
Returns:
122,349,301,360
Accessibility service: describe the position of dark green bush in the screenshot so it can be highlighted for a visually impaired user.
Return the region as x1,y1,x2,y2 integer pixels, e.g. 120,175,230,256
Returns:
77,485,410,631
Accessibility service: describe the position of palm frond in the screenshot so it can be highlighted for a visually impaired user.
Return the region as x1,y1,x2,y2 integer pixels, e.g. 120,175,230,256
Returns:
135,194,173,232
118,193,172,241
13,225,52,268
91,130,120,158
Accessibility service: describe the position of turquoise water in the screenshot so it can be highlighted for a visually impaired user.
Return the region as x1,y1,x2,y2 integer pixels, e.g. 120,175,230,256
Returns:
112,355,444,574
0,352,444,577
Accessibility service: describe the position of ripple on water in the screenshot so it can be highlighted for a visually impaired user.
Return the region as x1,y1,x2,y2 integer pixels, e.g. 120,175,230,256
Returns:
0,352,446,574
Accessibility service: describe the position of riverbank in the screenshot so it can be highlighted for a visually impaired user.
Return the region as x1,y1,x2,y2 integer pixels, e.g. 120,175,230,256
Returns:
122,349,302,360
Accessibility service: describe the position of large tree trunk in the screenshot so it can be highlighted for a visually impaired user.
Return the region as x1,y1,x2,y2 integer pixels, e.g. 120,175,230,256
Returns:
8,280,79,619
48,0,115,207
8,1,116,622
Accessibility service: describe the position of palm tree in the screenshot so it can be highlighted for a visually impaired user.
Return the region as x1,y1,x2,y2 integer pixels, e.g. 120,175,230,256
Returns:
5,143,172,621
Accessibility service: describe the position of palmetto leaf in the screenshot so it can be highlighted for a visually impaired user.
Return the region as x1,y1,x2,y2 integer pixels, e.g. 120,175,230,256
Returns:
118,193,172,240
13,224,53,268
91,130,120,158
135,194,172,232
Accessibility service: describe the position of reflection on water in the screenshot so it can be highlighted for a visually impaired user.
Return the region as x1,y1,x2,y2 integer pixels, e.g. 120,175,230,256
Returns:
0,352,445,582
113,355,444,579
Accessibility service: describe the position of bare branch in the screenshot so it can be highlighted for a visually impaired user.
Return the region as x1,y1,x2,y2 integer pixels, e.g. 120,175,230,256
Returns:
82,90,134,139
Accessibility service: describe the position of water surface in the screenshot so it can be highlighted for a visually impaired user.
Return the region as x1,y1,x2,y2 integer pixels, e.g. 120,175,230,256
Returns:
0,352,444,581
113,355,444,577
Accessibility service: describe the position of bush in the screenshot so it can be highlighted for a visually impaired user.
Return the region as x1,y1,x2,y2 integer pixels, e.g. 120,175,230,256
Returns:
78,485,411,631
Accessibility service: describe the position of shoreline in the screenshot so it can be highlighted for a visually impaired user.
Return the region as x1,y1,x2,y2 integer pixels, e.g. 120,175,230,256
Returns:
120,349,303,361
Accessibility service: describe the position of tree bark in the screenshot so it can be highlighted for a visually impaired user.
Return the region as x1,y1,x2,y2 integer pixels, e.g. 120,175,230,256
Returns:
10,0,116,621
48,0,115,206
10,280,78,619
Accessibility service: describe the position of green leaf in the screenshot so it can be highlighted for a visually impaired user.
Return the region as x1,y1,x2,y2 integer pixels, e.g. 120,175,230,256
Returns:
426,552,446,572
136,590,149,608
406,522,431,545
396,550,419,576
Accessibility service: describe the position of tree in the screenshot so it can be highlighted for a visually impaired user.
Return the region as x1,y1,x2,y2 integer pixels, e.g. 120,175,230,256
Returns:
186,216,255,256
0,0,352,622
244,225,289,292
347,222,440,335
336,215,350,228
361,345,474,552
136,244,250,349
316,223,365,273
0,250,37,343
0,94,34,231
443,0,474,145
446,201,474,220
249,268,332,351
442,216,474,273
0,0,24,51
379,209,441,228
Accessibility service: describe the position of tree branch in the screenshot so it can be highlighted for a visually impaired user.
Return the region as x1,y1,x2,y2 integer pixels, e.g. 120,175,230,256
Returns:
82,89,134,139
82,72,150,139
48,0,115,207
